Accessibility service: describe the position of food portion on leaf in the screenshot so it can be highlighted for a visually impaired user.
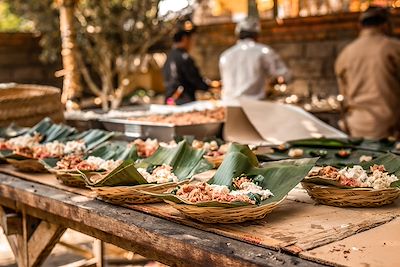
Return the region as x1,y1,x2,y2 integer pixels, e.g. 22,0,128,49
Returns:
46,142,138,172
154,143,316,207
305,153,400,190
307,165,398,190
132,137,229,160
87,140,213,187
174,175,273,205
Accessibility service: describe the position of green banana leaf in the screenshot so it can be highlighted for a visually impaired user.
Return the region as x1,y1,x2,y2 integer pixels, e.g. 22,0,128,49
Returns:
288,138,355,148
64,129,115,151
0,123,28,138
83,160,147,186
150,146,317,207
88,140,213,187
21,117,77,143
137,140,213,181
258,147,383,168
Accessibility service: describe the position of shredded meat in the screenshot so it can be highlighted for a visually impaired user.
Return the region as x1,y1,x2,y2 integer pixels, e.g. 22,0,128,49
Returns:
130,108,225,125
56,155,84,170
175,183,254,204
370,164,386,172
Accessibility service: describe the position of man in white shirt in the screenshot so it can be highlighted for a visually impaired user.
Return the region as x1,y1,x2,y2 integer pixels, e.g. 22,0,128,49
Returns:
219,18,291,105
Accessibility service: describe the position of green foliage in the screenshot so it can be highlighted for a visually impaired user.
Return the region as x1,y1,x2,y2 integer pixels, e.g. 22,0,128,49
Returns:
6,0,190,109
0,2,33,32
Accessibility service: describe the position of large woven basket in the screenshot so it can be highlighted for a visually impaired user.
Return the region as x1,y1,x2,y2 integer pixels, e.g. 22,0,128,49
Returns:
91,181,188,205
0,84,64,127
7,158,47,173
302,182,400,208
165,199,284,224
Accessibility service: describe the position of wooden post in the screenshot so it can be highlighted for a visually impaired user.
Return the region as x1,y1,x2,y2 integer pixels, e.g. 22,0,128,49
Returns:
273,0,279,19
57,0,81,104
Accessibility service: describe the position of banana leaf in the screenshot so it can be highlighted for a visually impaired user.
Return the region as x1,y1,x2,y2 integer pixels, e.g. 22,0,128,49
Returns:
23,118,77,143
151,146,317,207
88,140,213,187
84,160,147,186
288,138,355,148
137,140,213,181
259,147,383,167
64,129,114,151
0,123,28,138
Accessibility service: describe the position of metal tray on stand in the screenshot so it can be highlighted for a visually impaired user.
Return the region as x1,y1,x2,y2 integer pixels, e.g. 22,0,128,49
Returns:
100,118,223,142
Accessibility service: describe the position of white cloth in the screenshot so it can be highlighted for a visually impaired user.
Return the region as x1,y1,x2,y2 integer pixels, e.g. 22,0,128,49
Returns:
219,39,291,106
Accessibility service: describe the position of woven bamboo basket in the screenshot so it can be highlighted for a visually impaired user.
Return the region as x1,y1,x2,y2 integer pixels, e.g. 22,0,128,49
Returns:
0,84,64,127
7,158,47,173
204,155,224,168
302,182,400,208
53,170,87,188
165,199,284,224
91,181,188,205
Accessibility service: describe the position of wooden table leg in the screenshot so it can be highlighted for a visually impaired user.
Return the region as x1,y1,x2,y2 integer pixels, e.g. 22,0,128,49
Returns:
0,205,66,267
93,239,105,267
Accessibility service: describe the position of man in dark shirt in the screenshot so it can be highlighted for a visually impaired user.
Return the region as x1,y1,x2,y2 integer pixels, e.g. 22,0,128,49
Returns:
163,24,209,105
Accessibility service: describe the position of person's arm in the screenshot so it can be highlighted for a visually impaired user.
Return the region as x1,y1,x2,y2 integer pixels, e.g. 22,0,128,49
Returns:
262,48,291,83
182,55,209,91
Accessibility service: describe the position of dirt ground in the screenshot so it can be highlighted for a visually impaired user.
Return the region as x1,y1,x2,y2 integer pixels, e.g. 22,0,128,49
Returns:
0,229,166,267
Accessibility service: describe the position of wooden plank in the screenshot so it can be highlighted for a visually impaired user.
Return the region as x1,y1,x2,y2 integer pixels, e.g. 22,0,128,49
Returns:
300,218,400,267
27,220,66,267
0,206,22,235
0,173,321,267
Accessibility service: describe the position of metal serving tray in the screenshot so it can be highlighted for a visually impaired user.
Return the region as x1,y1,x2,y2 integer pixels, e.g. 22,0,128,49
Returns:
100,118,223,142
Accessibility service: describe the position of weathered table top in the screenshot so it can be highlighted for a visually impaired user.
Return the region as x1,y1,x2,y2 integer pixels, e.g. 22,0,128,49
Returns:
0,173,323,267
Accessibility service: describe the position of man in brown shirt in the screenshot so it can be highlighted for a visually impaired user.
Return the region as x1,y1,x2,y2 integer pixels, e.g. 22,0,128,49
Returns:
335,7,400,139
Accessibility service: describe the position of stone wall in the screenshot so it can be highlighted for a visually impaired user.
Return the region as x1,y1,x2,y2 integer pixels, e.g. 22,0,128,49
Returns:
0,33,62,87
192,12,400,96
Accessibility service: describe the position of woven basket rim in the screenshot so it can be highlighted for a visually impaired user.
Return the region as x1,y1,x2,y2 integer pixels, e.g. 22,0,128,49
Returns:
302,181,400,192
89,180,188,190
0,84,60,101
165,197,285,210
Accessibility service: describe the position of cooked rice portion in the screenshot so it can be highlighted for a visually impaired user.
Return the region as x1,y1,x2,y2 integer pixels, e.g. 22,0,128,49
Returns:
137,164,178,184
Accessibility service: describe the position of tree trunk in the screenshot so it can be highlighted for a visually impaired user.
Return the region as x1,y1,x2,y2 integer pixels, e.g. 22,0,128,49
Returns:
57,0,81,104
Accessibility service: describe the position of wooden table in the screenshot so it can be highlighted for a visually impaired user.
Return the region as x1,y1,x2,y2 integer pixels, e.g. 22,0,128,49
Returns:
0,173,322,267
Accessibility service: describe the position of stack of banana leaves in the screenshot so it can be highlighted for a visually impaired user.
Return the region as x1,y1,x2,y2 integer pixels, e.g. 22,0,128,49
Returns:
255,137,400,168
0,118,114,172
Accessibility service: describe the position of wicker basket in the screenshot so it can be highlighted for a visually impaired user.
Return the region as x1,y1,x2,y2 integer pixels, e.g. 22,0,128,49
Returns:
165,199,284,224
53,170,87,188
91,181,188,205
7,158,47,173
0,84,64,127
302,182,400,208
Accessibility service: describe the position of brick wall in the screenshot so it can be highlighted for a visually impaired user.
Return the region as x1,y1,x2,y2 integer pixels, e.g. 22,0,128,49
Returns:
0,33,62,87
192,12,400,96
